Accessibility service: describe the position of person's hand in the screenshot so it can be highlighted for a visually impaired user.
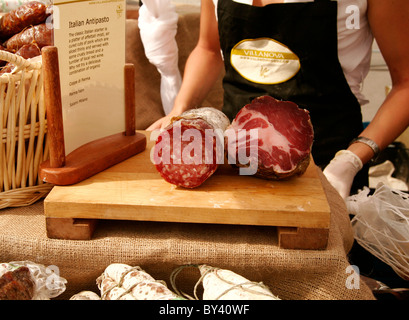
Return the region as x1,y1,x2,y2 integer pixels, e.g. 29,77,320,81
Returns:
323,150,363,200
147,104,192,131
146,114,174,131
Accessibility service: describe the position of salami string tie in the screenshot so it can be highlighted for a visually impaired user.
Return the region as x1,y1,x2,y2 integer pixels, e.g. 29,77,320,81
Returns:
100,266,179,300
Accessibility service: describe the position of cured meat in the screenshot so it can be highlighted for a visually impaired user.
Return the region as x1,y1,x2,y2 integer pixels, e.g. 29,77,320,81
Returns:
70,291,101,300
0,266,35,300
96,263,182,300
152,107,230,188
0,1,49,40
4,23,53,52
0,43,41,74
225,96,314,180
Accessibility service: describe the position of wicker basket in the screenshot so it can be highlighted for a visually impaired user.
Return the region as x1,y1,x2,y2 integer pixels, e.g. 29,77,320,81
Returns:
0,50,53,209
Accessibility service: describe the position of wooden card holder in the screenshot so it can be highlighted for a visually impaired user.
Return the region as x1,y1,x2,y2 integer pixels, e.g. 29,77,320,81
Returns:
39,46,146,186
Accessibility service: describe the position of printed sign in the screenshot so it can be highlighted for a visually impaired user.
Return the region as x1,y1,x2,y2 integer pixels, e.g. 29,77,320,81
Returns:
52,0,126,154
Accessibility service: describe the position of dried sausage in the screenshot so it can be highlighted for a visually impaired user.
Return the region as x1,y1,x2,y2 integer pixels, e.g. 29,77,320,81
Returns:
0,1,49,40
153,107,230,188
0,266,35,300
97,263,182,300
0,43,41,74
4,23,53,52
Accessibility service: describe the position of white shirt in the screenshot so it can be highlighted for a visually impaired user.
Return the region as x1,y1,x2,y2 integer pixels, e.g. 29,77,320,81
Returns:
213,0,373,105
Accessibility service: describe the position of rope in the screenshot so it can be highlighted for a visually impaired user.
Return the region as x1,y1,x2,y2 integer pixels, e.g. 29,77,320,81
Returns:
100,266,144,300
169,264,199,300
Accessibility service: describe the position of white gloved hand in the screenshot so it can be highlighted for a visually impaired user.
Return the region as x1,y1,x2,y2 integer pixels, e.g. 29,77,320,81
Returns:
323,150,363,200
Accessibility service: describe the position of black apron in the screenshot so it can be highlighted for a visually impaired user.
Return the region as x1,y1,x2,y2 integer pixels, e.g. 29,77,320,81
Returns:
217,0,368,191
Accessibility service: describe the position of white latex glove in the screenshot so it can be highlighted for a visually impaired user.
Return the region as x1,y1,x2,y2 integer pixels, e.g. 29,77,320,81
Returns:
323,150,363,200
138,0,182,115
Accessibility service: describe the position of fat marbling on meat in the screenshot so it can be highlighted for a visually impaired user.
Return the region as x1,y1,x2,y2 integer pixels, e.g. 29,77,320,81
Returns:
152,107,230,188
225,95,314,180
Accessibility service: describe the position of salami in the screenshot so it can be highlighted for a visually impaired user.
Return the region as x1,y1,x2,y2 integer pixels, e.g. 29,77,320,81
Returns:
0,266,35,300
226,96,314,180
152,107,230,188
199,264,280,300
0,1,49,40
4,23,53,52
0,43,41,74
70,291,101,300
96,263,182,300
0,45,8,68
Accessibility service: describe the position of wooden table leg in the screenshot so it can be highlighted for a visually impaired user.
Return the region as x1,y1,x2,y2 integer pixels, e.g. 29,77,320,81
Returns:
46,217,97,240
278,227,329,250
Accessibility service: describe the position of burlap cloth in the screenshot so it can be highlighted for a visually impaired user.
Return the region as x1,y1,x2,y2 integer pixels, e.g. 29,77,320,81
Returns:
0,6,375,300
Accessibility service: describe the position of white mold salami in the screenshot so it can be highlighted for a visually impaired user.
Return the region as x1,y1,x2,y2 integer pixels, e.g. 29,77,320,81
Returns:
96,263,182,300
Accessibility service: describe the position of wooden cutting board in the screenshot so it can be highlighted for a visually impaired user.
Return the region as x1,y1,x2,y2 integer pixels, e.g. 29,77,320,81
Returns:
44,131,331,249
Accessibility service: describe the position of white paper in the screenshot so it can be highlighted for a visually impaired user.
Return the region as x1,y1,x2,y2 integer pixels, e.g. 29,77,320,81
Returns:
52,0,126,154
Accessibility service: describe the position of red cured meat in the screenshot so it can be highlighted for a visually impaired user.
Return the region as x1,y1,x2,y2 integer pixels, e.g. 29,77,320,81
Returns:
152,107,230,188
225,96,314,180
4,23,53,52
0,42,41,74
0,1,49,40
0,267,35,300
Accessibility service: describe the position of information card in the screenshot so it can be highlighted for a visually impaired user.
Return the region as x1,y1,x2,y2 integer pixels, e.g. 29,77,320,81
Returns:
52,0,126,154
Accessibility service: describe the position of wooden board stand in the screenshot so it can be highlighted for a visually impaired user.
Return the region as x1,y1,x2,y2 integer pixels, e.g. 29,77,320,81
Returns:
44,130,331,250
277,227,329,250
39,46,146,186
46,217,97,240
45,219,330,249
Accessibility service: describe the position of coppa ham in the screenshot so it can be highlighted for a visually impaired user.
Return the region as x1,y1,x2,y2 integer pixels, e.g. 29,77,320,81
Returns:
225,96,314,180
152,107,230,188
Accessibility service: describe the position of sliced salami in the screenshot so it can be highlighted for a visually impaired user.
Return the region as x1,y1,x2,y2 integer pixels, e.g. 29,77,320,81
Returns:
152,107,230,188
225,96,314,180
